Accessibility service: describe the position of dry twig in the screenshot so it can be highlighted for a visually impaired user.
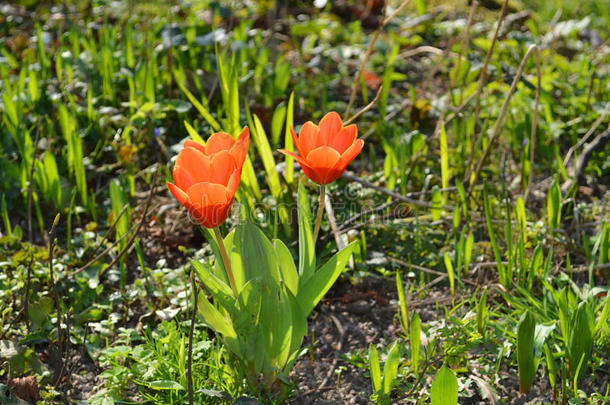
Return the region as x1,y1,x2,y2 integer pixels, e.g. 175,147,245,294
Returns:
469,44,541,193
463,0,510,182
344,0,412,118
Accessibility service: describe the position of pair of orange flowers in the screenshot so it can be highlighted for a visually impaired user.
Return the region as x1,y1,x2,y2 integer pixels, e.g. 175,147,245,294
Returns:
168,112,364,228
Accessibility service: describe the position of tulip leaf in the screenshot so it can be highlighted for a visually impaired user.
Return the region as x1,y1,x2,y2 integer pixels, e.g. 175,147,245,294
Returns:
297,242,355,317
517,310,536,393
235,222,280,288
197,292,240,358
369,344,382,393
297,183,316,282
233,279,263,369
204,228,234,289
274,239,299,296
261,286,292,372
284,289,307,372
191,260,234,310
431,365,458,405
382,341,401,395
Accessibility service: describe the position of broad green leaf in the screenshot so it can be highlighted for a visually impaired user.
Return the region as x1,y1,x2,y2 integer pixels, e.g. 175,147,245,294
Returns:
284,92,295,184
251,114,281,197
431,365,458,405
543,343,557,392
29,297,54,330
368,344,382,393
444,252,455,297
396,271,409,335
598,222,609,265
235,222,280,288
533,323,555,367
148,380,185,390
547,178,561,231
59,104,87,207
275,239,298,296
382,341,401,395
596,292,610,337
456,180,468,218
109,181,129,284
191,260,234,310
1,194,11,237
297,242,355,317
515,196,526,235
261,287,292,372
517,310,536,393
410,312,421,374
431,187,442,220
464,233,474,276
233,279,263,369
297,183,315,282
197,293,240,357
271,102,286,148
202,228,232,286
284,289,307,373
40,151,61,208
568,302,593,380
477,287,487,336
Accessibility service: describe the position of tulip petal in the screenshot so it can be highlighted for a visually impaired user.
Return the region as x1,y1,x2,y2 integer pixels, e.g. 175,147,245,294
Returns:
319,111,343,145
186,182,233,228
173,165,196,190
278,149,313,169
329,124,357,155
186,182,231,206
226,169,241,196
205,132,235,155
177,147,212,183
298,121,320,156
209,150,237,185
338,138,364,169
229,127,250,167
184,140,207,155
168,182,192,208
290,126,306,158
306,146,342,184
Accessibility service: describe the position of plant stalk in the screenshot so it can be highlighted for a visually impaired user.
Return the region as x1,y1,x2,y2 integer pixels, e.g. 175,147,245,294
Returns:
312,185,326,242
213,227,238,297
187,272,197,405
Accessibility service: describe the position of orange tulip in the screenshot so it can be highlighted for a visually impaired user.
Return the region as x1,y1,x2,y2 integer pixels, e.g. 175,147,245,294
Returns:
279,112,363,185
168,127,249,228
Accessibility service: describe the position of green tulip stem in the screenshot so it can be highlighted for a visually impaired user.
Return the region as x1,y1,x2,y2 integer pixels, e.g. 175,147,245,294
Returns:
312,184,326,242
214,227,238,297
